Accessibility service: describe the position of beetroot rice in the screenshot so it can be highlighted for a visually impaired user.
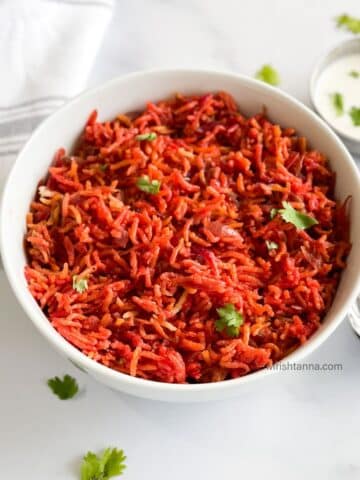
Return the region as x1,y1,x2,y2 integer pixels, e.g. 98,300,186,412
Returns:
25,92,351,383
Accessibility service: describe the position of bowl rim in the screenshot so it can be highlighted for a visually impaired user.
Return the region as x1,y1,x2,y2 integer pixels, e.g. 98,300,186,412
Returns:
2,67,360,395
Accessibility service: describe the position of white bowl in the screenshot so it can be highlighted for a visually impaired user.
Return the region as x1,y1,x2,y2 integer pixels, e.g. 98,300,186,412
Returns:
2,69,360,402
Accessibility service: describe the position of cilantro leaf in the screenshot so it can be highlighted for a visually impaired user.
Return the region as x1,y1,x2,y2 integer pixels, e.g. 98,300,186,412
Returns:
81,448,126,480
278,201,318,230
255,64,280,86
47,374,79,400
330,92,344,116
349,70,360,78
101,449,127,478
266,240,278,251
336,14,360,34
99,164,108,172
136,175,161,194
73,276,88,293
81,452,102,480
215,303,244,337
349,106,360,126
136,132,157,141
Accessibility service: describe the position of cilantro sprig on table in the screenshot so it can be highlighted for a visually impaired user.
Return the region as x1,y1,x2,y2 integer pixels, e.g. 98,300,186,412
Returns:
336,14,360,34
47,374,79,400
81,448,126,480
255,64,280,86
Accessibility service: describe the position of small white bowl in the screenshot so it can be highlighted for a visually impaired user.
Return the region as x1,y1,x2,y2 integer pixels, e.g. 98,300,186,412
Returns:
2,69,360,402
310,37,360,155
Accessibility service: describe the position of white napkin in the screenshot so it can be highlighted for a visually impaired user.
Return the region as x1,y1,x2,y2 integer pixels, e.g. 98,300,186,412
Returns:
0,0,113,188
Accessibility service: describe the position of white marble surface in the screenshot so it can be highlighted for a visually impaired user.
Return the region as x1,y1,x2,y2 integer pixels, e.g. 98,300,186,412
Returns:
2,0,360,478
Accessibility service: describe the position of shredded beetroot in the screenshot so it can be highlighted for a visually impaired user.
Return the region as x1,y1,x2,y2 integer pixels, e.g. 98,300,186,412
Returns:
25,92,350,383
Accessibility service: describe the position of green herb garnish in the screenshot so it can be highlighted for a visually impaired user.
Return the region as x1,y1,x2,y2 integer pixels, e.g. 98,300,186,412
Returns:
330,92,344,116
72,276,88,293
255,64,280,86
99,164,108,172
136,132,157,142
277,201,318,230
136,175,161,194
81,448,126,480
349,106,360,126
266,240,279,251
349,70,360,78
47,374,79,400
215,303,244,337
336,14,360,34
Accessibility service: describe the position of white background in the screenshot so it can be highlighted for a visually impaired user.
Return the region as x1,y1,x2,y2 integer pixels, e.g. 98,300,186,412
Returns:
2,1,360,479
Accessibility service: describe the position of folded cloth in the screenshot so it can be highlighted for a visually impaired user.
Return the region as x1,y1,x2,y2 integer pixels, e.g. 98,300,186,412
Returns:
0,0,113,189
